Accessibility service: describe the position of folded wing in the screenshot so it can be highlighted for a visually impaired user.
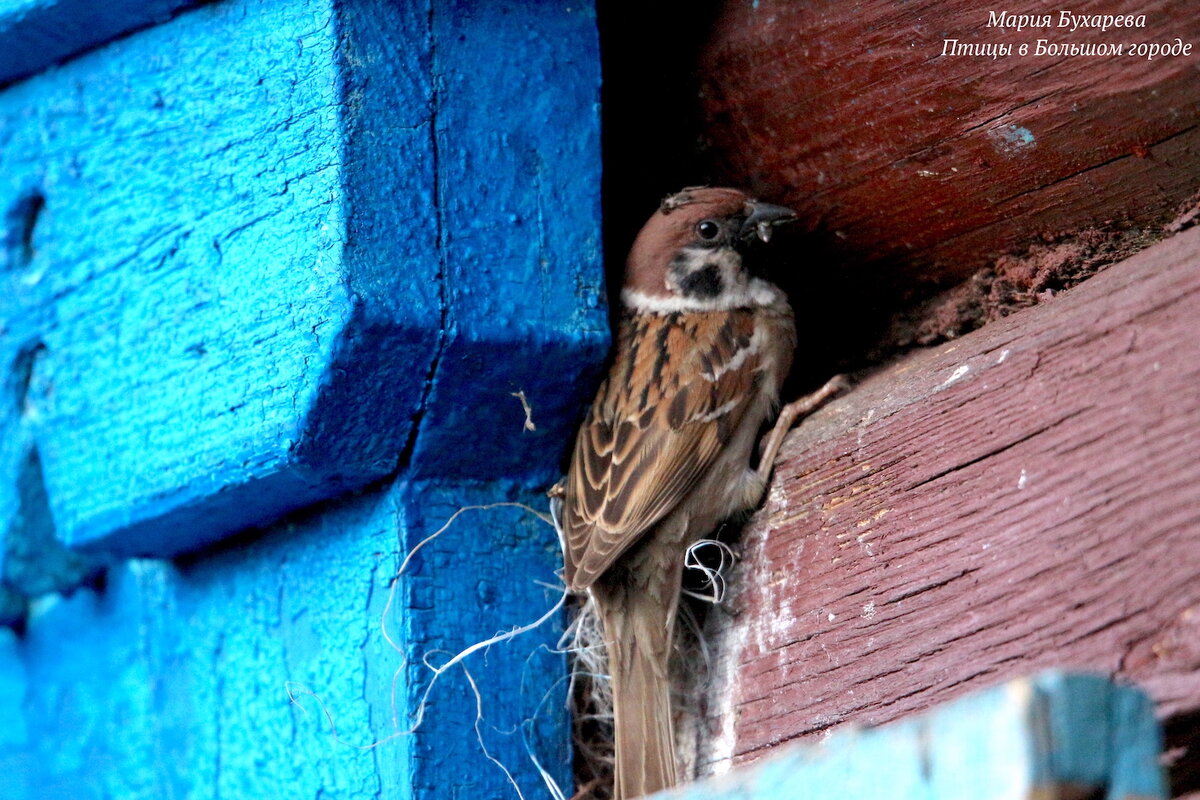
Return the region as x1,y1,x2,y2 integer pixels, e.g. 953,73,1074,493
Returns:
563,311,766,590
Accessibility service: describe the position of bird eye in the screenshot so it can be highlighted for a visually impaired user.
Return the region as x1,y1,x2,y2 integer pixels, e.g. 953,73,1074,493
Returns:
696,220,720,240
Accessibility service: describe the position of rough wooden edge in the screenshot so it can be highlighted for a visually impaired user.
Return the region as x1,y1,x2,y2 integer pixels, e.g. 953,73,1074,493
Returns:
0,0,199,87
662,672,1165,799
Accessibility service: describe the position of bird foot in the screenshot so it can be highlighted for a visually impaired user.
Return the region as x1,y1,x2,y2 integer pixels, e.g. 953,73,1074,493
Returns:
756,374,851,482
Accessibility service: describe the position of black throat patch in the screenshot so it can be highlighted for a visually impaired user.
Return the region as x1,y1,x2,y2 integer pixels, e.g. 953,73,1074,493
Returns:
679,264,723,299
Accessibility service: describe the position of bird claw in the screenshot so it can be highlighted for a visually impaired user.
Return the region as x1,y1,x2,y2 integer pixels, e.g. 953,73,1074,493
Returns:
823,373,853,398
756,374,852,482
778,373,850,426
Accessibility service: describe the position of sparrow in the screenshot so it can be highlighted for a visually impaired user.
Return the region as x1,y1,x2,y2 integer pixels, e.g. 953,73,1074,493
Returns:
555,187,845,799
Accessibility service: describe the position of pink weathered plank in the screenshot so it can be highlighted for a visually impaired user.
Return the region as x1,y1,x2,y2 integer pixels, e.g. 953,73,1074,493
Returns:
688,226,1200,784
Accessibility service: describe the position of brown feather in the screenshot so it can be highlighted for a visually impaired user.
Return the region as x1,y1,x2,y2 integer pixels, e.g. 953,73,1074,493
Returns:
563,309,767,590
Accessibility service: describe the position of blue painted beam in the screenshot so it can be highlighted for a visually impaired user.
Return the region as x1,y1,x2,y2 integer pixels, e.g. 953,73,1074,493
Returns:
1,0,408,557
656,672,1167,800
0,0,605,558
398,480,572,798
408,0,607,482
0,1,600,796
1,476,569,799
0,0,201,87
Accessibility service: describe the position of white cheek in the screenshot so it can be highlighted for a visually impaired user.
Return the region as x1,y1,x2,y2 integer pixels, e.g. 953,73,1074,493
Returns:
716,251,748,291
629,245,787,313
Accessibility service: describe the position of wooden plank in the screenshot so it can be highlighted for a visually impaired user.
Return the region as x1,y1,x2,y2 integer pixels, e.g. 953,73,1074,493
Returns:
0,0,415,556
397,480,572,797
697,0,1200,288
686,227,1200,777
666,673,1165,799
0,0,605,557
0,0,201,87
406,0,608,481
0,477,570,798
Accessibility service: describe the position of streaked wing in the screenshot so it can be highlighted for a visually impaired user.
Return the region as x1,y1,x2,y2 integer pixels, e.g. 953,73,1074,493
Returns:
563,310,766,589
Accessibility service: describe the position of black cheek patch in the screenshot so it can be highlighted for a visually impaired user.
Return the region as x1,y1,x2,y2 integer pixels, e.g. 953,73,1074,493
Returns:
679,264,723,298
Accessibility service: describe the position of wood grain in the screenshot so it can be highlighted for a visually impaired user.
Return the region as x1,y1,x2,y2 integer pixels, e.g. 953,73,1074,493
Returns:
699,0,1200,286
688,226,1200,779
0,0,606,557
0,0,201,87
0,477,572,799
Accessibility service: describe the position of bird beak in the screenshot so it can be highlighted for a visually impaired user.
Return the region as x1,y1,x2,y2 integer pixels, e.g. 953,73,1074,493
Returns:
740,201,797,243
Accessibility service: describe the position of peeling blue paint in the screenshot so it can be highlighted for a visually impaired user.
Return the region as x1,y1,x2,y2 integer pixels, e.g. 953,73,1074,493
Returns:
988,123,1037,155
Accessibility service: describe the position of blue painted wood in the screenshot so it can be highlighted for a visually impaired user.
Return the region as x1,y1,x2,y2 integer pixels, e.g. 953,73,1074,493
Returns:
0,0,201,87
0,338,96,616
0,629,32,795
0,1,601,796
408,0,607,482
657,672,1167,800
0,345,24,624
0,0,604,557
1,0,386,557
1040,673,1166,800
0,476,569,799
398,480,571,798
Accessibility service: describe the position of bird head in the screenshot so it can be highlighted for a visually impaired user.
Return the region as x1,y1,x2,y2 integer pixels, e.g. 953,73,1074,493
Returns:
622,187,796,313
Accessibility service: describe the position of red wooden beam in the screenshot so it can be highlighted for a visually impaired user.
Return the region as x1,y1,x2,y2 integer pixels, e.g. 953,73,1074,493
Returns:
698,0,1200,287
685,227,1200,786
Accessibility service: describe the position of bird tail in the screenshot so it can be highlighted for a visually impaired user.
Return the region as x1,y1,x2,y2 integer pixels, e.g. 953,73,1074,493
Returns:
600,588,679,799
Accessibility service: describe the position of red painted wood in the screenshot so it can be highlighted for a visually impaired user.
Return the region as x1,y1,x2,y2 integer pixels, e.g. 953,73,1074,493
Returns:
685,227,1200,787
698,0,1200,286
